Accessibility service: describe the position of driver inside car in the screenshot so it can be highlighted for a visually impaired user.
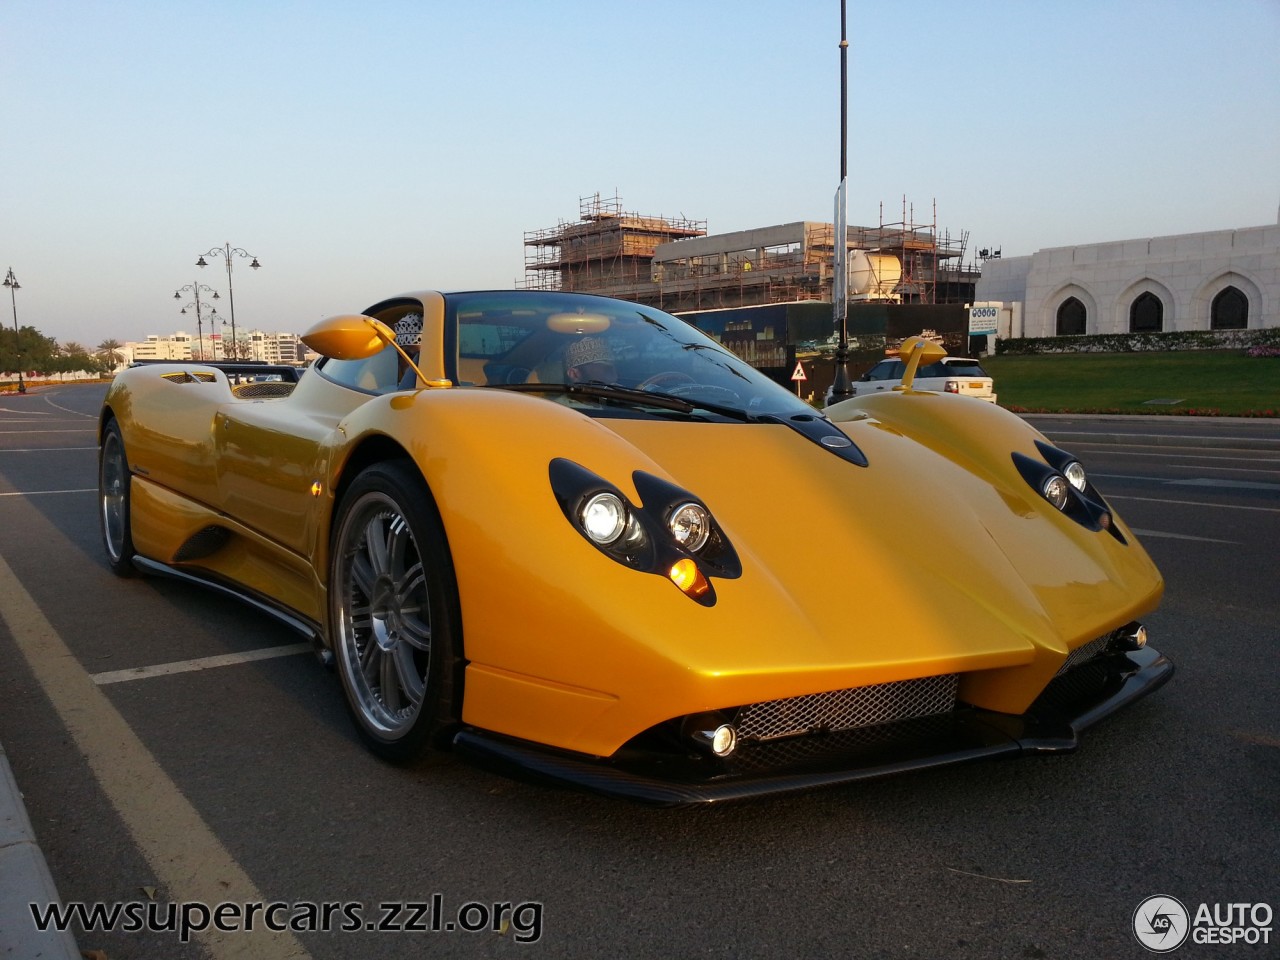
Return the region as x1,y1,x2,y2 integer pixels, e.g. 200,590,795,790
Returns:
563,335,617,384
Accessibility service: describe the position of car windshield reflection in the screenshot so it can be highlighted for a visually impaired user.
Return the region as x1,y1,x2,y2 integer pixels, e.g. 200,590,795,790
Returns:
449,291,813,420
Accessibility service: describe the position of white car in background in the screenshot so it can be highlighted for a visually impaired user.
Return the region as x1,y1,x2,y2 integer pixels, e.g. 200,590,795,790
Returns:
853,356,997,403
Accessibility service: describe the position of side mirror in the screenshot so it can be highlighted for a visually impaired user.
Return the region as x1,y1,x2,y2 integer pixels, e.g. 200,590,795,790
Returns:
896,336,948,391
301,314,393,360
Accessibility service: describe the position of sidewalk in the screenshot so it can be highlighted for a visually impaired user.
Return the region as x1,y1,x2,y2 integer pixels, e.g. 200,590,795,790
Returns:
0,741,80,959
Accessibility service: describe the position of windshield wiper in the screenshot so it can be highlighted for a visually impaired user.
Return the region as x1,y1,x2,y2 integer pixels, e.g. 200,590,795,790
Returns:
492,381,695,414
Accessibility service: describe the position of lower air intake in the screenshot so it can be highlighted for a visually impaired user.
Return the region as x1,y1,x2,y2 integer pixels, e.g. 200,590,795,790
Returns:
737,674,959,742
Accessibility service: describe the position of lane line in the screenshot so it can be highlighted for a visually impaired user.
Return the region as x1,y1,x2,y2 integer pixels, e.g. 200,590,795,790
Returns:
0,552,311,960
0,429,96,435
1128,528,1237,544
0,489,95,498
0,447,98,453
1095,472,1280,491
92,643,312,685
1108,494,1280,514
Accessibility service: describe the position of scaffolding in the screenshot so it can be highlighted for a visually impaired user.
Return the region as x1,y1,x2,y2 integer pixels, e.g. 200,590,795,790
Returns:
521,192,706,292
520,192,979,312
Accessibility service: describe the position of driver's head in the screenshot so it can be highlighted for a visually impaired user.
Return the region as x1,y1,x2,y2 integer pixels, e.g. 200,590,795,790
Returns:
564,335,616,383
393,313,423,387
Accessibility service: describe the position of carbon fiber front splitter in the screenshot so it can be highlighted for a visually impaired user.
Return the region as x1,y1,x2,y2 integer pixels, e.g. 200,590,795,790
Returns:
451,647,1173,806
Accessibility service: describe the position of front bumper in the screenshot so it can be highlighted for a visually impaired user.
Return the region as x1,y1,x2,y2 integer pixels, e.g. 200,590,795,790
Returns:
452,646,1173,806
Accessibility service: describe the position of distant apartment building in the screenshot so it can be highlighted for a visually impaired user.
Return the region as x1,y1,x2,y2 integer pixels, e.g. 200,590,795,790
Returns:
125,329,306,364
127,332,194,361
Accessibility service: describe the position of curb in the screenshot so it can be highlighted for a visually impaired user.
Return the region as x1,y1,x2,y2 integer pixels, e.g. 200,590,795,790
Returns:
0,742,81,959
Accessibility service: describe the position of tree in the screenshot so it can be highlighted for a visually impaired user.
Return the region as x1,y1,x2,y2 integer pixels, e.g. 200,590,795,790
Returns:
97,339,124,372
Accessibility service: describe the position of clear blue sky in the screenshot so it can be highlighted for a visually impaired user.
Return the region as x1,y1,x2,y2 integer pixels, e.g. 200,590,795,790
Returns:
3,0,1277,347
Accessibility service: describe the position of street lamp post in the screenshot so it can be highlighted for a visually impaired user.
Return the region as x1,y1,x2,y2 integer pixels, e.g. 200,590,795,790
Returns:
173,282,220,360
3,267,24,394
197,244,259,361
827,1,854,406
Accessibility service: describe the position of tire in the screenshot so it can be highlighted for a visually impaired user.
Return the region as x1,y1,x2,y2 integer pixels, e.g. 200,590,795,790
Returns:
99,419,137,577
328,461,463,762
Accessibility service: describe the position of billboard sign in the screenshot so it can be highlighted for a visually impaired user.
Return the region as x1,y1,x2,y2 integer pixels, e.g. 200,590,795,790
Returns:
968,305,999,336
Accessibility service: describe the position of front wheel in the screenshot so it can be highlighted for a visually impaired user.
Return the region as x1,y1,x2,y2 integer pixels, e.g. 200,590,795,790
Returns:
99,419,137,577
328,462,462,762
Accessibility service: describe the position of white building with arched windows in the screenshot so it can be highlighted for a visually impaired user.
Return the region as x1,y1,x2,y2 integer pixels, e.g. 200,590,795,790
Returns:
973,222,1278,339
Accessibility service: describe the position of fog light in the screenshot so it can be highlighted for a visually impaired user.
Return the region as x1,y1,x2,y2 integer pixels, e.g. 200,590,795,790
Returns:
710,724,737,757
1116,622,1148,650
1042,475,1071,511
683,714,738,758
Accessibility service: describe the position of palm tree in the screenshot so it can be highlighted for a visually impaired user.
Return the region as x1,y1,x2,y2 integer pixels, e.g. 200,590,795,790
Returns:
62,341,87,357
96,339,124,372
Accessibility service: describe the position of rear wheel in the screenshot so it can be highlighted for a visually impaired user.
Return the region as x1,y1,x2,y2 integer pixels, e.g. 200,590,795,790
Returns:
99,419,137,577
329,462,462,762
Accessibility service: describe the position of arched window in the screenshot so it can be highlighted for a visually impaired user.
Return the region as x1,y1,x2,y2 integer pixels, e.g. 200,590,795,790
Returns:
1056,297,1086,336
1129,292,1163,333
1210,286,1248,330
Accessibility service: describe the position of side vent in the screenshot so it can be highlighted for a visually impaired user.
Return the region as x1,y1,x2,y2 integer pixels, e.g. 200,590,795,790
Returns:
174,526,231,561
161,371,217,384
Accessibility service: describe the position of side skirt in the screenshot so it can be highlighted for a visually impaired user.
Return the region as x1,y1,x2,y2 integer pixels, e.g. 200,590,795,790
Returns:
131,556,332,667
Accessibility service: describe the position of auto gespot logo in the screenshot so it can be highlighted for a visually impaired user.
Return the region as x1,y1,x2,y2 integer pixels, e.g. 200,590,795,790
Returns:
1133,895,1273,952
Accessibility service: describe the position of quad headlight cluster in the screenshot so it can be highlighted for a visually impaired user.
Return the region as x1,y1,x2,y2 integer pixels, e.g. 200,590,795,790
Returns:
1013,441,1124,541
549,458,742,605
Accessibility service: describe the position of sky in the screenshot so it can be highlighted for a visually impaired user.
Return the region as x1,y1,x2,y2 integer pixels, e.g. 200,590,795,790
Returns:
2,0,1278,348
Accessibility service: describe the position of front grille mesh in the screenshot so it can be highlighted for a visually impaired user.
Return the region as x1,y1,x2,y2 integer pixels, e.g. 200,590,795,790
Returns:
737,674,959,743
1057,632,1114,676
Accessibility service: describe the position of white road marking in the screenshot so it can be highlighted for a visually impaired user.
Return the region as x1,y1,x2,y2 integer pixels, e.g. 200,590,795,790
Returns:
0,488,95,497
1108,494,1280,514
1128,528,1237,544
1168,477,1280,491
0,428,96,434
0,552,312,960
0,447,98,453
92,643,313,685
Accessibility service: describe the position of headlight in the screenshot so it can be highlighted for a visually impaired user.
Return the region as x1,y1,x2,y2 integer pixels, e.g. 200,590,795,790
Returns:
580,492,627,545
1063,461,1087,491
1042,475,1071,511
667,502,711,552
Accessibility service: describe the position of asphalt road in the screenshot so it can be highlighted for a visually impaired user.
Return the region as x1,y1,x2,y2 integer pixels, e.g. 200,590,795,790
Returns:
1,384,1277,960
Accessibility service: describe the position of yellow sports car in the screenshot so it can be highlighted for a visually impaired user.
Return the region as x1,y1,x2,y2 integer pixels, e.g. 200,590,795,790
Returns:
98,290,1171,804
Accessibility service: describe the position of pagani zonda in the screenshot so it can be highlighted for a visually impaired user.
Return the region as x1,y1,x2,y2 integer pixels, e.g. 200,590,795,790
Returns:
98,290,1171,804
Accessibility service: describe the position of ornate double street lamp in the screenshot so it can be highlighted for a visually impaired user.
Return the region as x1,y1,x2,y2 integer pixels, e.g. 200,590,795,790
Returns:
173,282,220,360
3,267,24,393
196,243,260,361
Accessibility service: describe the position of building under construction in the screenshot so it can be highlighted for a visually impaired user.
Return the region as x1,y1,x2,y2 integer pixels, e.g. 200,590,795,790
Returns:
522,193,978,312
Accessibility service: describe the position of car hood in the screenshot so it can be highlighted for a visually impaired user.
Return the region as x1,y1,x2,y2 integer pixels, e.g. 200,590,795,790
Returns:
355,389,1163,755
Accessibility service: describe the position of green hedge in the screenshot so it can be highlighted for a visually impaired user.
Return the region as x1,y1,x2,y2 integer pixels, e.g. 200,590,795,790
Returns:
997,327,1280,355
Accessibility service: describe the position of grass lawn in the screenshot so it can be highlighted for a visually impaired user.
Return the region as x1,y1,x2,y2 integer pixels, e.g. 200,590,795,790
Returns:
983,350,1280,417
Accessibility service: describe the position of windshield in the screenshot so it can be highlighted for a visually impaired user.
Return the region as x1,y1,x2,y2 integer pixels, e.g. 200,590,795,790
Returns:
447,291,815,420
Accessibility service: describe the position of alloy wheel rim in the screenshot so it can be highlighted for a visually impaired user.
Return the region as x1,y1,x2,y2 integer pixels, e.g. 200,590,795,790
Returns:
337,496,433,736
101,433,126,560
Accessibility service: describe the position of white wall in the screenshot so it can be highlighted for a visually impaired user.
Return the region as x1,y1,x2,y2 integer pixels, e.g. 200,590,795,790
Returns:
974,224,1279,337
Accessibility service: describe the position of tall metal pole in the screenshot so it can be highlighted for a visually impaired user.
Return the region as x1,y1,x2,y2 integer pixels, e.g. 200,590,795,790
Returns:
828,0,853,405
3,268,24,394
